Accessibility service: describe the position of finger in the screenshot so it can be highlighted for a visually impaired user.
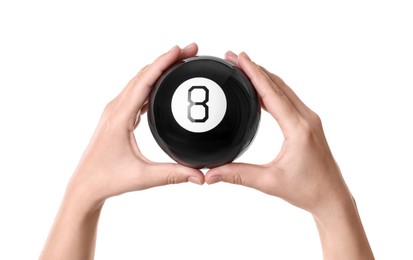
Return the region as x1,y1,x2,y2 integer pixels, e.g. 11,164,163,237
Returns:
130,43,197,121
134,43,199,105
129,131,151,163
133,102,148,130
142,163,205,188
228,52,307,120
238,52,300,132
224,51,270,112
125,46,180,113
225,50,239,65
141,103,148,115
260,67,311,116
205,163,269,191
179,42,199,60
123,44,199,117
133,110,142,130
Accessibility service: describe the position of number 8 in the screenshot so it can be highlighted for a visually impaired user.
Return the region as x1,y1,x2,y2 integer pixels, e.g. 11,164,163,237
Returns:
187,86,209,123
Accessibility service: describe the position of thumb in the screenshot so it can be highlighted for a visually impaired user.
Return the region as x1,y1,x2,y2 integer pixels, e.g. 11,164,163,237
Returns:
205,163,267,191
143,163,205,188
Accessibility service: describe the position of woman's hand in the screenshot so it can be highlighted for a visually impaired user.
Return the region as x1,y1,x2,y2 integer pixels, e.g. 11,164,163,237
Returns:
40,44,205,260
206,51,374,260
206,51,349,215
69,43,205,211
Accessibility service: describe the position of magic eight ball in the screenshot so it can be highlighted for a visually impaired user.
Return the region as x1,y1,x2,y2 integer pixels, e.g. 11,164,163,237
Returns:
148,56,260,169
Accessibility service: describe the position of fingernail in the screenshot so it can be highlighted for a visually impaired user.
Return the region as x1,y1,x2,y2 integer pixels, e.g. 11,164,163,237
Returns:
188,177,202,185
226,50,237,59
183,42,195,50
241,51,251,61
168,45,178,53
208,175,223,185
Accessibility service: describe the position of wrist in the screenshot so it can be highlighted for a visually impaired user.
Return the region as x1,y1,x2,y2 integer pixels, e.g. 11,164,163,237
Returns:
312,194,374,260
312,194,358,236
40,175,104,260
64,173,106,217
312,187,356,225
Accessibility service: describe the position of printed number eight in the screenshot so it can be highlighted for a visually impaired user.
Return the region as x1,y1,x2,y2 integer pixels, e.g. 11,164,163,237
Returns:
188,86,209,123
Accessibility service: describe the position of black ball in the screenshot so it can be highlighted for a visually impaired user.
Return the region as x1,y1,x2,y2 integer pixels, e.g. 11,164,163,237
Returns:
148,56,260,169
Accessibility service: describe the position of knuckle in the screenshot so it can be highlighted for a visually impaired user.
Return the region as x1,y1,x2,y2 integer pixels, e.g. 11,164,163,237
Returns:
166,171,180,185
296,111,323,135
101,106,114,127
298,117,313,133
136,65,150,81
292,112,326,146
231,173,243,185
132,65,149,81
103,100,115,115
140,64,150,73
100,99,126,133
309,111,322,128
295,118,317,142
261,171,281,195
103,98,121,117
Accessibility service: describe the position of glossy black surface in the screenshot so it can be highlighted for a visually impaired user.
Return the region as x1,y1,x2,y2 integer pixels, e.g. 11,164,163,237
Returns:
148,56,260,168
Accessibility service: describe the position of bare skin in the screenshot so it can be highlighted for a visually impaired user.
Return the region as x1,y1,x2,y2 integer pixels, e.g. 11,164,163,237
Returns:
39,44,204,260
40,43,374,260
207,51,374,260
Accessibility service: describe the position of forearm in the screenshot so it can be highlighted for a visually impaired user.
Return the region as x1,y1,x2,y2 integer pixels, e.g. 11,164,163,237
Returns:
313,194,374,260
39,181,104,260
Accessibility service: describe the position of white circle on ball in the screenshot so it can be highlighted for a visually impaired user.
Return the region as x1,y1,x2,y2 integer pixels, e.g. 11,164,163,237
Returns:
171,77,227,133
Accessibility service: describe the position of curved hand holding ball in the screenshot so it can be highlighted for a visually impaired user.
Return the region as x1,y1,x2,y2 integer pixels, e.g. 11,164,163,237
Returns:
70,44,205,207
205,52,352,216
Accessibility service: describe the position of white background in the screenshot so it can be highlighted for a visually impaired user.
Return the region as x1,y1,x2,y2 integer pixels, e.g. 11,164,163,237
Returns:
1,1,412,259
